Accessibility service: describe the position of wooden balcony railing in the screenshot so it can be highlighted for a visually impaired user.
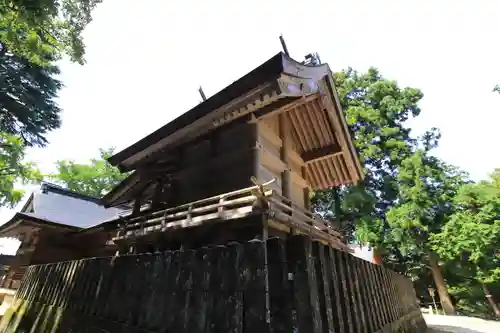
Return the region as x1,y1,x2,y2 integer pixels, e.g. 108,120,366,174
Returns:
113,180,348,250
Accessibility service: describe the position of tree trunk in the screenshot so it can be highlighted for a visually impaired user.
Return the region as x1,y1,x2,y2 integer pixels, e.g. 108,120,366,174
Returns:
372,248,384,266
428,254,456,315
482,283,500,317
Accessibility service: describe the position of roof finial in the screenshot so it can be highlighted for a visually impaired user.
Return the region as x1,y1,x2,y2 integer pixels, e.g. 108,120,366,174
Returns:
279,34,290,57
198,86,207,101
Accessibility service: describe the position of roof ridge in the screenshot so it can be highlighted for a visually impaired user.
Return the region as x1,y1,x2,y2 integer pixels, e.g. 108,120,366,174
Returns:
40,182,102,204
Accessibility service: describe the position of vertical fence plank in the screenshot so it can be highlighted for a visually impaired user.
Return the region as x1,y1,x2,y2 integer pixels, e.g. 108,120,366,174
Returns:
137,252,157,328
226,242,244,333
143,252,166,330
287,236,322,333
243,239,270,333
326,247,345,333
370,263,385,331
64,260,80,310
382,268,398,324
155,250,174,330
213,245,243,333
359,260,377,332
211,246,225,333
186,247,209,333
373,264,390,328
350,257,368,333
267,238,292,333
163,250,181,331
16,265,33,300
82,258,100,316
352,258,371,333
94,257,113,318
340,251,360,333
53,262,68,309
178,249,196,332
312,243,334,333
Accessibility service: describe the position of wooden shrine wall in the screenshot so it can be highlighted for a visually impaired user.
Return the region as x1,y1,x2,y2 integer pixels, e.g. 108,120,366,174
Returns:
170,121,258,205
1,236,426,333
155,113,310,209
257,115,309,209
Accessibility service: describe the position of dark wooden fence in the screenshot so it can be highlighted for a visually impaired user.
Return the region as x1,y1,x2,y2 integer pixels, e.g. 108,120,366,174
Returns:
0,236,426,333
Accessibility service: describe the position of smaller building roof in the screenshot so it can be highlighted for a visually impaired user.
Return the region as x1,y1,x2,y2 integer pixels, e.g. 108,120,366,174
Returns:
24,182,124,228
0,182,125,237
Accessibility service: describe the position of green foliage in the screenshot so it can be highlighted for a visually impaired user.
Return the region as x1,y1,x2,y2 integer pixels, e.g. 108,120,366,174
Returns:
0,0,102,66
387,150,468,254
48,148,128,198
313,67,439,250
431,170,500,285
0,43,62,147
0,132,42,207
311,66,499,319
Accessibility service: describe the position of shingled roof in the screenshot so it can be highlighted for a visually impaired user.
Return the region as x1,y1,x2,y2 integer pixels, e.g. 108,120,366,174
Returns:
0,182,125,236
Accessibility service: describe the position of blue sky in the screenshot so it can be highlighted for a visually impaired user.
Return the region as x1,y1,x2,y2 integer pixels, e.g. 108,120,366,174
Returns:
1,0,500,228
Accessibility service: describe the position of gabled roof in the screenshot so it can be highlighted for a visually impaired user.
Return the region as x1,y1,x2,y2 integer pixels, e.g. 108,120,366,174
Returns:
104,51,363,207
0,183,125,236
107,52,292,171
108,52,361,173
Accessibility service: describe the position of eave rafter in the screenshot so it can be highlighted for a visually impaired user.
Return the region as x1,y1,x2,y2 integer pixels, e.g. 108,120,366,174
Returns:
302,143,342,163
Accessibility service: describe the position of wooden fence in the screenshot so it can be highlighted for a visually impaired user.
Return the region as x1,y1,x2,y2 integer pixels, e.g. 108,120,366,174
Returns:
0,236,426,333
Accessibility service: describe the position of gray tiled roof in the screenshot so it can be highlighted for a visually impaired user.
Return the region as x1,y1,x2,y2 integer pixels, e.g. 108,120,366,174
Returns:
23,182,124,229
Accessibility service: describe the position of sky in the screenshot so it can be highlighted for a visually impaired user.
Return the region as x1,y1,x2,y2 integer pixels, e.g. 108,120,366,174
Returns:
1,0,500,229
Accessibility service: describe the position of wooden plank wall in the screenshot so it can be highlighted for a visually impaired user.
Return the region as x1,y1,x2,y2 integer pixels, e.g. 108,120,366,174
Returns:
173,121,257,205
257,116,309,208
0,236,426,333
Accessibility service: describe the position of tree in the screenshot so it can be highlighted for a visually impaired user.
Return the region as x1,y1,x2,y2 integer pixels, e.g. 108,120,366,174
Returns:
0,0,103,66
386,150,469,315
312,68,439,257
432,170,500,317
0,132,41,207
0,43,62,147
48,148,128,198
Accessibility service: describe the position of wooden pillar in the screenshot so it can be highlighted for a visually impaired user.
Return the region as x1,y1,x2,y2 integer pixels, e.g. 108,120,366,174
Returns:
132,191,143,217
151,179,164,210
278,114,292,199
302,166,311,210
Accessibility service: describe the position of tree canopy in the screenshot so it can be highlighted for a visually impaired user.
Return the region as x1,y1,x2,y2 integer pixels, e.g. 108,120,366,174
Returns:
313,67,439,253
0,132,41,207
0,44,62,147
432,170,500,285
0,1,102,209
0,0,103,66
48,148,128,198
312,67,499,319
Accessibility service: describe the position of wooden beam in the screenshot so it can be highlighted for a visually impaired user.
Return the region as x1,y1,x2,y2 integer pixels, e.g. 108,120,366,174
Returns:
279,114,292,199
151,179,164,210
302,144,342,163
257,94,319,121
132,192,143,217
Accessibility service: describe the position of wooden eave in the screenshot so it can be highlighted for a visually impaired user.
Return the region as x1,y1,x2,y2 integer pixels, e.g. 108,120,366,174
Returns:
108,52,336,171
0,213,80,238
105,52,363,206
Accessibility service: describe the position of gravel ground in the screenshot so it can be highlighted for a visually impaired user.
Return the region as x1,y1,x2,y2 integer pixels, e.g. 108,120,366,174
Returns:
424,314,500,333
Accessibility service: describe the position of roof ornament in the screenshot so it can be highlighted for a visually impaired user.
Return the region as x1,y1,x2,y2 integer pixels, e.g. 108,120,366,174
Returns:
198,86,207,102
304,52,322,66
279,34,290,57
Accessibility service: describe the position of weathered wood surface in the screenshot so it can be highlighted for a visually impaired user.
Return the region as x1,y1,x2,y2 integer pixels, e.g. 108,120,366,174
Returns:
1,236,426,333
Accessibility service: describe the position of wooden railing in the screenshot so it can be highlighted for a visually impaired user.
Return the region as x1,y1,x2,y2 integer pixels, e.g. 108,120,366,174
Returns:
113,180,347,250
